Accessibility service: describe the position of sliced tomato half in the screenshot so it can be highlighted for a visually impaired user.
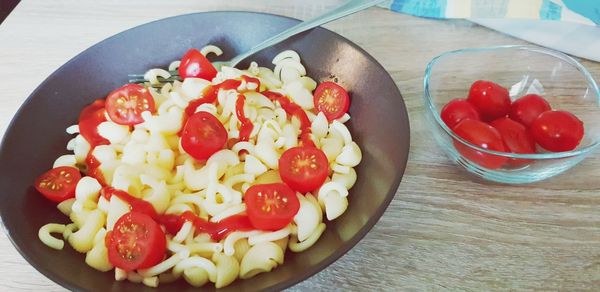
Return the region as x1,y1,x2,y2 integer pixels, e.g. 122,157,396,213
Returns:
105,84,155,125
244,183,300,231
180,111,227,160
34,166,82,203
278,146,329,193
178,48,218,80
107,212,166,271
313,81,350,121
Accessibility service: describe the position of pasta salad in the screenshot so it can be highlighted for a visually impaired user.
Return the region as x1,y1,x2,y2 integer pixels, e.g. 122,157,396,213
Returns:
35,45,362,288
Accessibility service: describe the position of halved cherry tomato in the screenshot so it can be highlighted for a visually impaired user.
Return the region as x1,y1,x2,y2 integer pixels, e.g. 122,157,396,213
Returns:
440,98,480,128
179,48,217,80
490,117,536,166
278,146,329,193
313,81,350,121
453,119,508,169
107,212,166,271
181,111,227,160
244,183,300,231
105,84,155,126
530,110,584,152
34,166,82,203
509,94,551,127
79,99,110,148
467,80,511,121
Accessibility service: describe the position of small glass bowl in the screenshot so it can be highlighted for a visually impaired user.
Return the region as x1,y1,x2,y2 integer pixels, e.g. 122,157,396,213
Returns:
423,45,600,184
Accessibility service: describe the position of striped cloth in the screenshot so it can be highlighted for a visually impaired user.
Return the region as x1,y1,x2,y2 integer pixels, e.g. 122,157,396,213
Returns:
380,0,600,26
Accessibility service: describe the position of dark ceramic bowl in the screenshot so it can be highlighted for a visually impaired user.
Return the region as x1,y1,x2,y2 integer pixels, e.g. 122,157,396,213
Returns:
0,11,409,291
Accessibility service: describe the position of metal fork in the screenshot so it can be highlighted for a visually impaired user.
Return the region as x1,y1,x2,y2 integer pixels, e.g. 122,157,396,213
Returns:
128,0,386,86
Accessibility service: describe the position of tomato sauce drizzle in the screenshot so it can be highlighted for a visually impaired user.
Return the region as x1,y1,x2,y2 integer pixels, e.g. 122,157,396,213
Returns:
100,187,159,219
78,99,110,148
100,187,253,241
85,153,106,186
181,75,261,140
235,94,253,141
158,211,254,241
78,99,111,182
262,91,315,147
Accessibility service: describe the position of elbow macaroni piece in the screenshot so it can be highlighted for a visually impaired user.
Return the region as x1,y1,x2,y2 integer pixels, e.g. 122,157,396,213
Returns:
173,256,218,283
57,198,76,216
239,242,284,279
68,209,105,253
53,154,77,168
294,193,322,241
38,223,66,250
97,121,130,144
289,223,326,252
85,237,113,272
75,177,102,209
183,267,209,287
212,253,240,288
318,181,349,221
332,167,357,189
336,142,362,167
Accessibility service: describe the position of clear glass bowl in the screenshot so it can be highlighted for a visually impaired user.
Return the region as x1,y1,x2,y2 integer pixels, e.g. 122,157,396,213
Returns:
423,45,600,184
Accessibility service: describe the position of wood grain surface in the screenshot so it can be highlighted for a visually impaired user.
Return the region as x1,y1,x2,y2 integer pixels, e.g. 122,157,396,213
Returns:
1,1,599,291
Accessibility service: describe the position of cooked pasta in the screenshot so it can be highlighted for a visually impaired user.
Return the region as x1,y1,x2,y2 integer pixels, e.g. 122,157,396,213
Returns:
35,46,362,288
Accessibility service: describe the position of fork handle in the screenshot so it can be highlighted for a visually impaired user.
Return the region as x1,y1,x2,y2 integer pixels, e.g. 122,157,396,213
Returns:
229,0,386,67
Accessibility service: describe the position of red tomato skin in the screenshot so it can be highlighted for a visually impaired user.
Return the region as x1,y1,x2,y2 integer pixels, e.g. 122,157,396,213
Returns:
313,81,350,121
509,94,551,127
440,98,480,128
490,117,536,166
179,48,217,80
180,112,227,161
452,119,508,169
34,166,82,203
105,84,156,126
278,147,329,193
530,110,584,152
467,80,511,121
107,212,166,271
244,183,300,231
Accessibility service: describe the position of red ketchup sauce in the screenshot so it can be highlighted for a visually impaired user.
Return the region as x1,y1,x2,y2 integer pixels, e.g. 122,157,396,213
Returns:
182,75,261,141
101,187,253,241
78,99,110,148
100,187,159,219
85,153,106,186
158,211,254,241
235,94,253,141
262,91,315,147
78,99,111,183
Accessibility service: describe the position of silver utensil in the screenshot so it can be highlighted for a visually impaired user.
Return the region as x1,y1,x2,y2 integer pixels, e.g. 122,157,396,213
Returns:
128,0,385,86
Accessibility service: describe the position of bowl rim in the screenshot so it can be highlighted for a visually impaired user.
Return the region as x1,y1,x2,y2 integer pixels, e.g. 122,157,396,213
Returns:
0,10,409,291
423,45,600,160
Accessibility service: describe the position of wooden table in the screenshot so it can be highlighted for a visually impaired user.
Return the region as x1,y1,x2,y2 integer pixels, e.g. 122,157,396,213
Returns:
1,1,599,291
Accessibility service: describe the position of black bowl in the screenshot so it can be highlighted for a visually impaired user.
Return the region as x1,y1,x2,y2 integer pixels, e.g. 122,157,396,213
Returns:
0,11,410,291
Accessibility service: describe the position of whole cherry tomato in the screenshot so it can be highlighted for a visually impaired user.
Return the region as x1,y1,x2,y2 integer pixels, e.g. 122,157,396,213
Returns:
467,80,511,121
440,98,480,128
509,94,551,127
530,110,584,152
453,119,507,169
